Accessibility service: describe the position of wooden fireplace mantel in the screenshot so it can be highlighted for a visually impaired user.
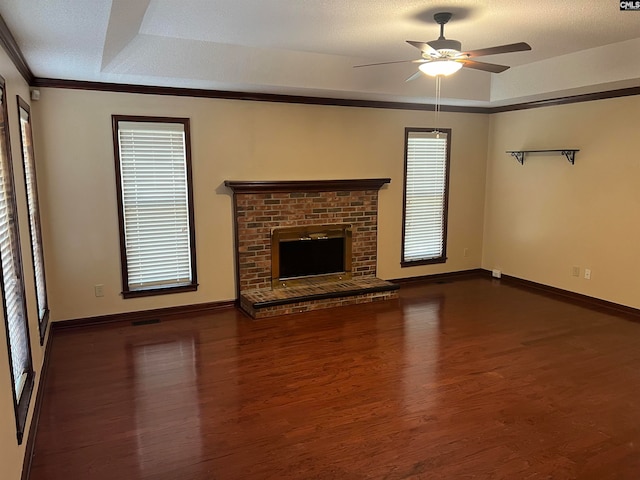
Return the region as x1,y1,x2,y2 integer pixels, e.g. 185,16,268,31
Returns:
224,178,391,194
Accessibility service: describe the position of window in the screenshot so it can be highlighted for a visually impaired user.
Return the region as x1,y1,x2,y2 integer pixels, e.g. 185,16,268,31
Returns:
112,116,197,298
402,128,451,266
17,96,49,343
0,76,34,444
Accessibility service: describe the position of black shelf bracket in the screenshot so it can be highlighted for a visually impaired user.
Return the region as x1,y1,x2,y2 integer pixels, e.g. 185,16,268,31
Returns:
509,151,525,165
560,150,577,164
506,149,579,165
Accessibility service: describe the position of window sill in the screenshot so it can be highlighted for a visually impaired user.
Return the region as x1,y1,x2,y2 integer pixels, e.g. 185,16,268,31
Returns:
401,257,447,268
122,283,198,299
39,309,50,345
15,370,34,444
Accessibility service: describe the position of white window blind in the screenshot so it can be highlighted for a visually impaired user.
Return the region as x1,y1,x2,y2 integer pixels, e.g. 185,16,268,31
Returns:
117,121,193,290
0,87,32,403
403,130,449,263
19,104,48,324
0,173,29,397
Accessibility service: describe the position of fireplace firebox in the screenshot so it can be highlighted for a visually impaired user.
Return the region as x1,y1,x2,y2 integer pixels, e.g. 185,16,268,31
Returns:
271,224,352,288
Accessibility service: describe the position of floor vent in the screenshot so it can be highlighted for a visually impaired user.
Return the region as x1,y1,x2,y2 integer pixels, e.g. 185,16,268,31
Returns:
131,318,161,326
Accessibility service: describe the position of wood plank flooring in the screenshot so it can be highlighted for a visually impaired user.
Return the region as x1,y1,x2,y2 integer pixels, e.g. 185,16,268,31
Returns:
28,278,640,479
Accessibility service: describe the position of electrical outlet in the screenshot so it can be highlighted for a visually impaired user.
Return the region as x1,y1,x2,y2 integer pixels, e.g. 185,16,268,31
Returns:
492,269,501,279
571,266,580,277
584,269,591,280
94,284,104,297
463,248,469,257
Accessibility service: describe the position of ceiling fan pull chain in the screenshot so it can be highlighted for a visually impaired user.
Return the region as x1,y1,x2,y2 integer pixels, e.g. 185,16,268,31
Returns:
434,75,442,136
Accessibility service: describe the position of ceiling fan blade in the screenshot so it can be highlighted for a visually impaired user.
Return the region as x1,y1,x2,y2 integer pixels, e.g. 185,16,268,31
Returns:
461,59,510,73
462,42,531,58
405,71,424,82
406,40,439,57
354,59,425,68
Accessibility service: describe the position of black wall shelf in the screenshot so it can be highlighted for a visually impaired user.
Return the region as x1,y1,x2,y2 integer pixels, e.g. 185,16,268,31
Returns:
506,149,579,165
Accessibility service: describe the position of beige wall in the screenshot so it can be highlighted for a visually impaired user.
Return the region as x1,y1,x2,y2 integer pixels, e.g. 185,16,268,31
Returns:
0,50,49,480
31,88,489,322
483,96,640,309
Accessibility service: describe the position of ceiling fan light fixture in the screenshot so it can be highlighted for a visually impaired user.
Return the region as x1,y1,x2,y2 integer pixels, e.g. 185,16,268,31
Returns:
419,59,463,77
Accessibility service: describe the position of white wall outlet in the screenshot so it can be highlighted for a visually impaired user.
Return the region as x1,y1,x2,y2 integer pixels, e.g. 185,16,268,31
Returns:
492,269,502,279
584,269,591,280
463,248,469,257
94,284,104,297
571,266,580,277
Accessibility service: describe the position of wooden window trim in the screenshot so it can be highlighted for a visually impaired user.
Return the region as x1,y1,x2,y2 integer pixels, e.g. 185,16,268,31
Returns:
401,127,452,267
0,76,34,444
112,115,198,298
16,95,49,344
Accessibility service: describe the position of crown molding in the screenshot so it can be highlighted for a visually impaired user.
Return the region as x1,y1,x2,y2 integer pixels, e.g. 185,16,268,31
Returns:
31,77,493,113
0,14,33,84
490,86,640,113
32,77,640,114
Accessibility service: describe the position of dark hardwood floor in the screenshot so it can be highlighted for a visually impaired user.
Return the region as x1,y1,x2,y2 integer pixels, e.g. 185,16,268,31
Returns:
28,278,640,479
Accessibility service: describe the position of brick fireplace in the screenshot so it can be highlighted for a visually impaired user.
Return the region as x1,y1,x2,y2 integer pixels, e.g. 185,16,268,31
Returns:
225,179,399,318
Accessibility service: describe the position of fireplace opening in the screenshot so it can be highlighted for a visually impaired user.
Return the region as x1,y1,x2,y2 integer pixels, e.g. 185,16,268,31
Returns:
280,238,344,278
271,224,352,288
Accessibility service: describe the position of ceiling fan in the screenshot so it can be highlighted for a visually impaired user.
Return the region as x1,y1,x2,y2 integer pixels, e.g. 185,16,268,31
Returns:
355,12,531,80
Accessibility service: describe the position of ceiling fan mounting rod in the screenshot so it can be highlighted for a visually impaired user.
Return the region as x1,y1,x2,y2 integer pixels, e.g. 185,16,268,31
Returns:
434,12,452,39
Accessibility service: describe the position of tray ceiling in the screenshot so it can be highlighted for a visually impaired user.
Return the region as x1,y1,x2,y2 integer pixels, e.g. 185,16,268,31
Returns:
1,1,639,106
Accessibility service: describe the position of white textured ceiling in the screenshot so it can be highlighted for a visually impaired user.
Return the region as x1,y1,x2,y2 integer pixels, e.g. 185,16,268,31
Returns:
1,0,640,106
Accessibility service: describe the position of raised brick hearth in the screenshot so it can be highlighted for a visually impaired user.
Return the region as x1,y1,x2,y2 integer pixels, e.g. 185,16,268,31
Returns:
225,179,398,318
